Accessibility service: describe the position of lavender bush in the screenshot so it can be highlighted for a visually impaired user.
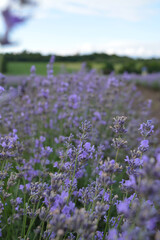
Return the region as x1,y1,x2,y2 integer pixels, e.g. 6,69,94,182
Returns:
0,58,159,240
121,72,160,90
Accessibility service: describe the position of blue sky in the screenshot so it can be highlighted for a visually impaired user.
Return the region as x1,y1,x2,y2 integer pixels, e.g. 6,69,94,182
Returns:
0,0,160,57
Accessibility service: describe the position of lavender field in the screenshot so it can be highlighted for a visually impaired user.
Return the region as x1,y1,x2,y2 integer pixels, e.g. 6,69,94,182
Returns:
0,57,159,240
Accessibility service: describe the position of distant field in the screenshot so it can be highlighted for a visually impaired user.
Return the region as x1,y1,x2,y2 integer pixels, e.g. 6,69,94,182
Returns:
6,61,104,76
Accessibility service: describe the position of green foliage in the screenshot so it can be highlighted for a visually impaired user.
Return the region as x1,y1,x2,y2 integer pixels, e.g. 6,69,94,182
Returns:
3,52,160,75
102,62,114,74
145,61,160,73
7,62,81,76
0,55,8,73
85,62,92,71
1,55,8,73
6,61,104,76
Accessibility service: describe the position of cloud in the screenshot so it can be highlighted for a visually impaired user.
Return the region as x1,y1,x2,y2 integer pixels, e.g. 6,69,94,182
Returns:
77,40,160,58
1,0,159,21
38,0,159,21
1,0,160,58
2,39,160,58
56,41,160,58
0,0,9,9
8,40,159,58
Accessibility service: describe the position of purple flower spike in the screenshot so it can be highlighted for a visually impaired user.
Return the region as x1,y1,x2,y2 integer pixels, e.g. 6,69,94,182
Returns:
140,140,149,148
1,7,28,45
0,86,5,94
50,55,55,64
30,65,36,73
139,120,154,137
117,199,129,215
0,33,12,45
2,8,27,31
139,140,149,152
108,228,118,240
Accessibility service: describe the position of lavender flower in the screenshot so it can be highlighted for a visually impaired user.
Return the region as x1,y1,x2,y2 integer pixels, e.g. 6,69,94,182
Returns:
112,137,127,149
0,86,5,94
1,8,27,45
110,116,127,134
0,57,159,240
139,120,154,137
139,139,149,152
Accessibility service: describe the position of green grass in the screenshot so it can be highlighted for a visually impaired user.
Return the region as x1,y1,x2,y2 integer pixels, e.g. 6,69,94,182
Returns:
6,61,104,76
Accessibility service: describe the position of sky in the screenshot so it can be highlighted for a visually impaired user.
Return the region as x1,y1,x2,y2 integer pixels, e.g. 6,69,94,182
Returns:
0,0,160,58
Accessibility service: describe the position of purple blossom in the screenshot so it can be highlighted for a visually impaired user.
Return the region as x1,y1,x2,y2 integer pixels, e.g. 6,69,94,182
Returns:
1,8,27,44
84,142,91,151
0,86,5,94
139,120,154,137
111,116,127,134
117,199,130,215
16,197,22,204
139,139,149,152
19,185,24,191
0,57,159,240
122,175,136,189
108,228,118,240
50,55,55,64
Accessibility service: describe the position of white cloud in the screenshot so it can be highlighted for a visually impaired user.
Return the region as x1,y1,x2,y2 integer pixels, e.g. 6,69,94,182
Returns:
0,0,9,9
2,39,160,58
38,0,159,21
1,0,160,58
1,0,159,21
58,41,160,58
6,40,159,58
94,40,160,58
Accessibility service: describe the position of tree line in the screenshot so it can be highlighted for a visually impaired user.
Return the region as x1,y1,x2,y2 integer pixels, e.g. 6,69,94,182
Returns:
1,51,160,74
